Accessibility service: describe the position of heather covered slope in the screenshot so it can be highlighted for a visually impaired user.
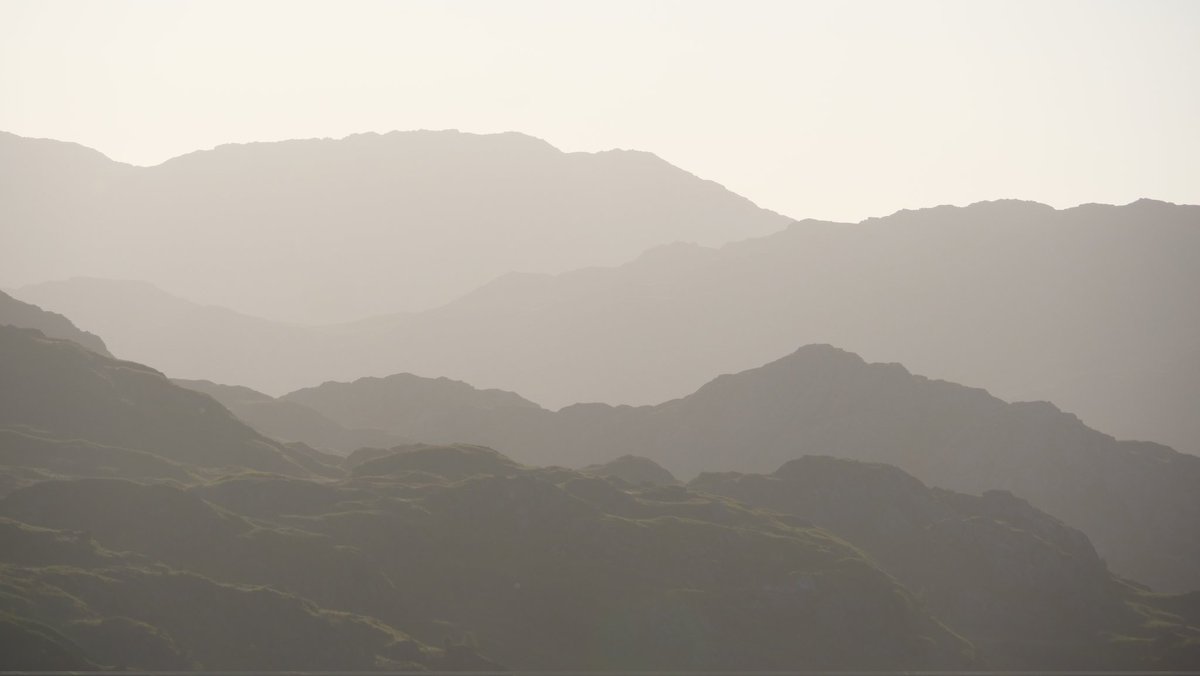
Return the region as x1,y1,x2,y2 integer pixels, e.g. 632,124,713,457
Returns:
0,517,448,672
5,440,1197,670
2,129,789,323
691,456,1200,668
0,455,977,671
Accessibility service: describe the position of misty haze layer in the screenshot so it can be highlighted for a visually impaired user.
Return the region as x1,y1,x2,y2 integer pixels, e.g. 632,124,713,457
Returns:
15,185,1199,456
0,130,789,322
2,325,1199,670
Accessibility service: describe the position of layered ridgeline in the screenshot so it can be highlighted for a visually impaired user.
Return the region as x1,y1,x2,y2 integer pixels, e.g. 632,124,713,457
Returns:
0,328,970,670
1,327,1197,669
16,199,1200,456
272,346,1200,593
0,326,337,481
173,379,407,453
690,456,1200,669
0,290,110,357
0,129,788,323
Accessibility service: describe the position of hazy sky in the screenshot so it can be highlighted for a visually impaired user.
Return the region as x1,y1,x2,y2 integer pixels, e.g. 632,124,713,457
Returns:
1,0,1197,222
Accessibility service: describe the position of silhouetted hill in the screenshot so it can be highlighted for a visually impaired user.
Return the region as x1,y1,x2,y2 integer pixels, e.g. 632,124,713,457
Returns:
691,456,1199,667
174,379,405,452
19,199,1197,456
14,279,318,390
584,455,678,485
0,450,982,670
283,372,545,443
0,326,332,477
3,130,788,323
0,290,110,356
290,345,1200,593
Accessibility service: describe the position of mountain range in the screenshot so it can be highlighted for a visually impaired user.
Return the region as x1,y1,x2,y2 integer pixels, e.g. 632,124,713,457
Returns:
3,127,1199,671
14,198,1199,458
0,129,788,322
210,344,1200,594
1,325,1197,670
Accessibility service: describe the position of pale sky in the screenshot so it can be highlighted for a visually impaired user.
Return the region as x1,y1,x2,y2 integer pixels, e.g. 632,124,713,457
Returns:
1,0,1197,222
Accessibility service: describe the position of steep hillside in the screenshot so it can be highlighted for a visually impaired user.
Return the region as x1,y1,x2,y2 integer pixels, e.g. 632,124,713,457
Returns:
692,456,1200,667
0,326,331,478
0,290,110,356
0,450,979,671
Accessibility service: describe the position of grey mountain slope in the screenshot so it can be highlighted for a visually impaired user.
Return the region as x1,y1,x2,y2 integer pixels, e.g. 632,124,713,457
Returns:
1,129,789,323
16,199,1199,456
0,290,111,356
173,378,405,453
689,456,1160,668
583,455,678,486
0,326,334,479
286,345,1200,593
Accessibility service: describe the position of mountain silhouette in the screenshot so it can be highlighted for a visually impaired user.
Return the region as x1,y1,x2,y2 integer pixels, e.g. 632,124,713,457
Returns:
691,455,1200,668
584,455,679,486
173,378,406,452
17,198,1198,457
282,344,1200,593
0,290,110,356
1,129,789,323
2,326,1198,669
0,326,333,478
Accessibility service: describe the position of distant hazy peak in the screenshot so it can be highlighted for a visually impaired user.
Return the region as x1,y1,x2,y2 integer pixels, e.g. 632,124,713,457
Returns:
286,371,542,410
0,130,122,166
0,290,112,357
862,197,1199,227
172,378,274,404
863,199,1057,226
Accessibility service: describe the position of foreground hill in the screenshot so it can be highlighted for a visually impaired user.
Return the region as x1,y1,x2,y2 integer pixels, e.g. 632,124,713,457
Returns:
1,329,1196,669
285,345,1200,593
0,459,977,669
0,326,333,479
5,441,1197,670
2,129,788,322
0,290,110,356
691,456,1200,668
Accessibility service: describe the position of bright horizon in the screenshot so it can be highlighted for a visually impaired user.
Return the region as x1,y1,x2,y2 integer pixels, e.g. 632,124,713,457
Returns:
2,0,1198,223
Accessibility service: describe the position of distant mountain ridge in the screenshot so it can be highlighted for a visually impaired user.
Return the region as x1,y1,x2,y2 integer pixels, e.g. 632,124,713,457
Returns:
280,344,1200,593
1,129,789,322
172,378,406,453
0,326,332,479
0,290,110,356
2,319,1198,669
16,198,1198,457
